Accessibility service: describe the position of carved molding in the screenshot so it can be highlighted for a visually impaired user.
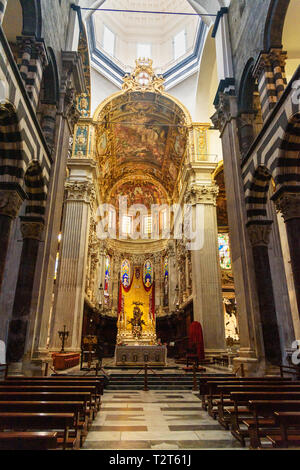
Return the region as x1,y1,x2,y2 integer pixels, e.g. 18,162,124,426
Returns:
211,93,236,132
0,190,24,218
20,220,44,240
274,192,300,221
184,184,219,206
64,180,96,205
122,58,165,93
247,222,273,247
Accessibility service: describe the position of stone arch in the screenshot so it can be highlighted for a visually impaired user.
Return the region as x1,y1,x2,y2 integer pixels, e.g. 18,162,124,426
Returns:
20,0,42,38
264,0,290,50
274,112,300,192
245,165,273,223
238,59,256,113
0,103,25,185
23,160,47,220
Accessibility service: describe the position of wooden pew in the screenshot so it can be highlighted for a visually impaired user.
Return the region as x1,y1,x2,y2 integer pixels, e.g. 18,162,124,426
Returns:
198,375,236,409
0,401,88,444
267,412,300,448
205,380,295,419
0,392,94,424
6,376,105,395
199,376,292,412
0,431,58,450
0,413,76,450
0,385,100,412
228,391,300,446
245,400,300,448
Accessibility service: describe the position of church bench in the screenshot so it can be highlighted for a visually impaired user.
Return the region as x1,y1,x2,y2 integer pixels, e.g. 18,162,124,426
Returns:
199,377,291,412
0,392,95,423
205,380,294,419
198,375,236,409
243,401,300,448
213,380,297,424
1,380,103,403
228,391,300,446
0,401,88,444
0,431,58,450
0,412,77,450
0,385,101,412
7,376,105,395
216,384,300,425
266,412,300,448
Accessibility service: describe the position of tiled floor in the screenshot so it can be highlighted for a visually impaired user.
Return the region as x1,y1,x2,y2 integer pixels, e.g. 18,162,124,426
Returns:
83,390,244,450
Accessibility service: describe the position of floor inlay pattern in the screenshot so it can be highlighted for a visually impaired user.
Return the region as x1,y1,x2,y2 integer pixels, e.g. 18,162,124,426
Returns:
83,390,245,450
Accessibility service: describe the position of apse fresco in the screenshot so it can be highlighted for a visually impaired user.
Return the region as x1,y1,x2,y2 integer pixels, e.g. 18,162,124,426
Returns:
114,121,169,168
109,180,167,209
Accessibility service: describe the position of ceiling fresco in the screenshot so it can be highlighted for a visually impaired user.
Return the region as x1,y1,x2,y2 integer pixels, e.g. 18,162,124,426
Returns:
95,88,188,203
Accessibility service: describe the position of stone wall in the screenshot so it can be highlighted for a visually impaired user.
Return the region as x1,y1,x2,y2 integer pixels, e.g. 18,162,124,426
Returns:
228,0,271,93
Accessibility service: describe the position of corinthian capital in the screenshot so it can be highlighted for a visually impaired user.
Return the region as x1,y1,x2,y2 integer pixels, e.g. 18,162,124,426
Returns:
0,189,24,218
184,184,219,206
273,192,300,222
20,219,44,240
246,221,273,247
65,180,96,205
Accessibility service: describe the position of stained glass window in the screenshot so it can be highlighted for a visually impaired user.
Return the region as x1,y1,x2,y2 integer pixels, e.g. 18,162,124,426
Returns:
121,259,130,287
104,255,110,296
218,234,231,270
143,259,153,287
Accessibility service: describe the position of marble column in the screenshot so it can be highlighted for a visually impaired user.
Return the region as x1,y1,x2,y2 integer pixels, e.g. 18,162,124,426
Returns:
49,180,95,352
6,218,44,370
212,94,262,374
274,193,300,317
0,186,25,292
0,0,7,24
247,221,282,366
186,184,225,355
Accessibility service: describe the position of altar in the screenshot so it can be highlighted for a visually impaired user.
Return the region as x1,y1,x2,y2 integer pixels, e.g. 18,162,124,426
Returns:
115,345,167,366
115,264,166,366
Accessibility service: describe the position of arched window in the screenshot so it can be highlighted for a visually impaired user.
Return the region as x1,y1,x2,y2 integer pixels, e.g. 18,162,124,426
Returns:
121,259,130,287
218,234,231,270
104,255,110,296
143,259,153,287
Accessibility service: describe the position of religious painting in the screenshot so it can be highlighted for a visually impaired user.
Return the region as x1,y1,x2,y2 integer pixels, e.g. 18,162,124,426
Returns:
97,131,107,156
143,260,153,287
113,120,168,168
109,180,167,209
218,234,231,270
121,259,131,287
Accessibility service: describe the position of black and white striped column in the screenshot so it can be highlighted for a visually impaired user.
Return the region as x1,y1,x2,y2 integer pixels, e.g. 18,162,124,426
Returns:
17,36,48,111
0,0,7,24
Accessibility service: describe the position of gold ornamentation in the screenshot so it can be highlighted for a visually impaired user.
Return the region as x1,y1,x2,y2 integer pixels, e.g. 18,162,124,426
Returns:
122,58,165,93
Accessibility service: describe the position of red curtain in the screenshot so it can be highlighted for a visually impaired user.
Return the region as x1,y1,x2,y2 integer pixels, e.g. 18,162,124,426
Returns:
189,321,205,360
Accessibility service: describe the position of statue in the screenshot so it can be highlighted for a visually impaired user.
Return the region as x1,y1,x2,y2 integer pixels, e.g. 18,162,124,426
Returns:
128,302,145,339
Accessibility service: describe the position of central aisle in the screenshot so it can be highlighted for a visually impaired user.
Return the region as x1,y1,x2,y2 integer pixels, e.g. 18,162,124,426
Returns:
83,390,243,450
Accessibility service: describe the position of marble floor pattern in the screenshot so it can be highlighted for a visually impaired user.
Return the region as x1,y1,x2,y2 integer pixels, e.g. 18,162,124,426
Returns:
83,390,244,450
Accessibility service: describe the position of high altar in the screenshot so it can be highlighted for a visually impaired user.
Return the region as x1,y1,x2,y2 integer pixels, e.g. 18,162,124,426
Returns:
115,265,167,366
